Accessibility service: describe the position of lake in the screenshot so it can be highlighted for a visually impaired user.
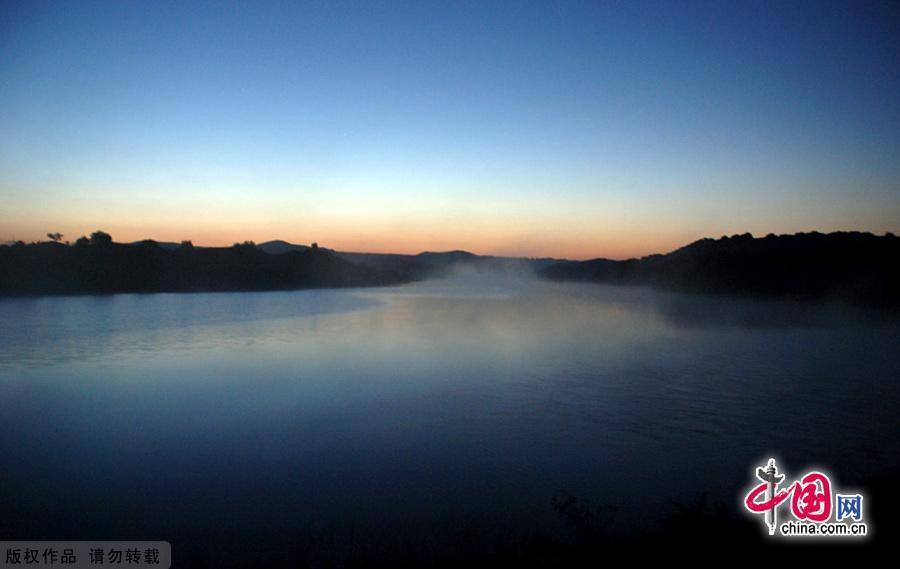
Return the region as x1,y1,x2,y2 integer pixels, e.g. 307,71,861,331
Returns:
1,276,898,563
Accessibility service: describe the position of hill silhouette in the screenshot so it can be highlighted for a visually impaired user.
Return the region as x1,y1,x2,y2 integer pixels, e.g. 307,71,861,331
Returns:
541,231,900,305
339,249,560,279
4,231,899,302
256,239,317,254
0,234,404,295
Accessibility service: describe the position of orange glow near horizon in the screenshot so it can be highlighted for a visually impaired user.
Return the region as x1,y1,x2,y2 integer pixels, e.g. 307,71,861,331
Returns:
3,216,695,260
4,216,885,261
4,186,898,261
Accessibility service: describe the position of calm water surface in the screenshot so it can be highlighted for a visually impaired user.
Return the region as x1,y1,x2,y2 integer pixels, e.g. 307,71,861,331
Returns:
2,278,898,559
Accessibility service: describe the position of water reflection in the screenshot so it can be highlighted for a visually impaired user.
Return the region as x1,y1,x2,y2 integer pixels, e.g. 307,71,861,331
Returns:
0,290,380,369
1,278,897,560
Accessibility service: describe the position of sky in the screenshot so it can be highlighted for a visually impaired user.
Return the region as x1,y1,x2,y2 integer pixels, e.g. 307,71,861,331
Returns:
1,0,899,259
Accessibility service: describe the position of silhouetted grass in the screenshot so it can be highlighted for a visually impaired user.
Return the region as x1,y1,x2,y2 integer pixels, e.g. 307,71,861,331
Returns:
174,473,895,568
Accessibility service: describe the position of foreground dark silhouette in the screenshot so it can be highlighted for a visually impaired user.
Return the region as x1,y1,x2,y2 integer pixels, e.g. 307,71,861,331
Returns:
542,231,900,306
0,234,405,295
158,472,896,567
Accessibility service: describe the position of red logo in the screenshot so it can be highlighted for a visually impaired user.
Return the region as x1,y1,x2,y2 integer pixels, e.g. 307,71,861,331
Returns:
743,458,835,534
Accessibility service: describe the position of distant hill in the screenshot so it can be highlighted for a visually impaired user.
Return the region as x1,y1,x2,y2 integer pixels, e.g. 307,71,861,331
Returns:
125,239,318,254
256,240,314,254
338,249,561,279
116,237,561,277
129,239,180,250
541,231,900,305
338,250,480,279
0,238,405,296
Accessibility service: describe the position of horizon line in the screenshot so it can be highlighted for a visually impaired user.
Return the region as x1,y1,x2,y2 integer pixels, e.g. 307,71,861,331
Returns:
6,228,898,263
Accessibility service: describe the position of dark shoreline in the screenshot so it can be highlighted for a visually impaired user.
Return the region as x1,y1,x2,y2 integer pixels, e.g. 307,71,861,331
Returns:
0,239,409,297
541,231,900,307
2,231,899,306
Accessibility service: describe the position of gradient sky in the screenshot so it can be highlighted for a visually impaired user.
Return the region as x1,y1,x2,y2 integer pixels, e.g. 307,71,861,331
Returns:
2,0,899,259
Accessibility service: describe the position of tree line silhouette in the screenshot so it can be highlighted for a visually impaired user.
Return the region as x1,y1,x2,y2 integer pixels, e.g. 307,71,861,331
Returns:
541,231,900,306
3,230,899,304
0,231,404,295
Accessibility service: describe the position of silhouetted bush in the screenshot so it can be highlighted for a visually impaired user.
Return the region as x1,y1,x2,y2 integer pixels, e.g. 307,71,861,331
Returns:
89,230,113,246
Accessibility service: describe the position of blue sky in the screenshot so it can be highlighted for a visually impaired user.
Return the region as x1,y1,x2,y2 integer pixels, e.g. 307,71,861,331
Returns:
2,0,899,258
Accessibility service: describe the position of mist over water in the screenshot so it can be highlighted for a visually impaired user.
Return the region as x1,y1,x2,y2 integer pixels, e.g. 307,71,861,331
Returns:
1,277,898,561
